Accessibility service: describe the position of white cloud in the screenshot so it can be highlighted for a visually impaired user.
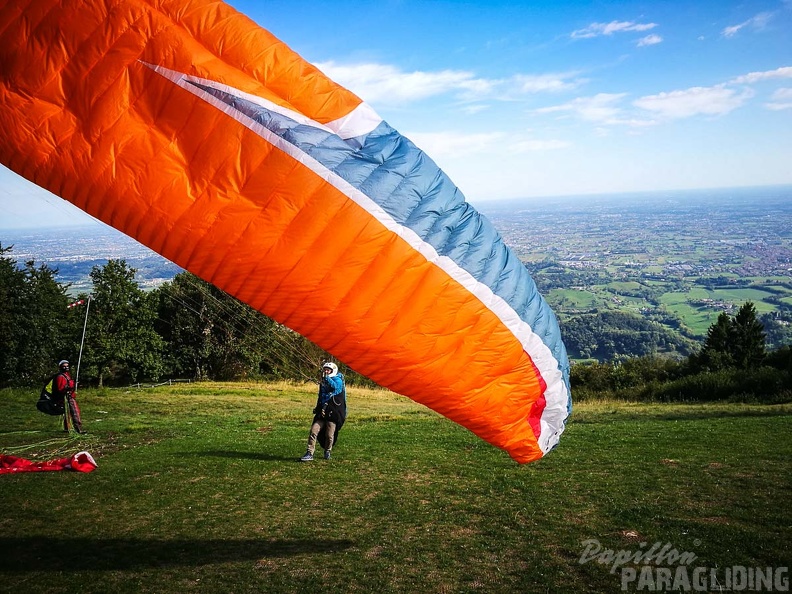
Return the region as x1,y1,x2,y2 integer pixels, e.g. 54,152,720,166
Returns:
460,104,490,116
571,21,657,39
315,61,585,105
532,65,791,130
729,66,792,85
405,131,502,158
510,138,571,152
634,85,754,119
637,34,663,47
535,93,629,124
405,131,569,159
722,12,773,37
314,61,486,104
512,73,584,93
766,87,792,110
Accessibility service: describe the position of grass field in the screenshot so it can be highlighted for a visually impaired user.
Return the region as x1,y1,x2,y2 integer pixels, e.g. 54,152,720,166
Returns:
542,278,790,341
1,383,791,593
659,293,720,335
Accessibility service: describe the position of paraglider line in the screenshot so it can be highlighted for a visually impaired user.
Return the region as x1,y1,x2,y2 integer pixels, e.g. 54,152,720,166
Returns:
75,295,91,389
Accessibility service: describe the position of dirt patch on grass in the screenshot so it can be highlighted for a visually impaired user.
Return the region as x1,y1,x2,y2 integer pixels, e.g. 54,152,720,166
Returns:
620,529,645,542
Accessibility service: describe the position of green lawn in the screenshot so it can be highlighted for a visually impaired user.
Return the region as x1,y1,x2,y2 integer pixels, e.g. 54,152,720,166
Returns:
708,288,776,309
658,294,718,335
659,287,784,335
1,383,791,593
605,281,642,291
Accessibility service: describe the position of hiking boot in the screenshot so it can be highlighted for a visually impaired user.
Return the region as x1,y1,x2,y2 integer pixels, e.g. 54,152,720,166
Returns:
300,451,313,462
324,450,331,460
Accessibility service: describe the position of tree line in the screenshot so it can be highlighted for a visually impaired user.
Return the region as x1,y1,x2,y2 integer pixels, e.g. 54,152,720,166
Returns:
1,244,790,402
570,301,791,403
0,245,366,388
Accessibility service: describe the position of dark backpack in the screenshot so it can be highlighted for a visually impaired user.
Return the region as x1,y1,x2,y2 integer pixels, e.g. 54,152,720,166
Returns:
36,377,64,416
318,389,347,449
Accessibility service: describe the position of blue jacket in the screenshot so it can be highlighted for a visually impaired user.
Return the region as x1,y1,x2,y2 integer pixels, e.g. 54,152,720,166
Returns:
318,373,345,406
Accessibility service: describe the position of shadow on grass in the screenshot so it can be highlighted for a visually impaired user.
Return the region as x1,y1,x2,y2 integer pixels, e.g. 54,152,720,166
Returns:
184,450,297,461
0,537,355,571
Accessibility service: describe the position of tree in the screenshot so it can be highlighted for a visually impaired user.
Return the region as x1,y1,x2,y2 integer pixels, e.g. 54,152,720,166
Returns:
0,245,28,386
695,312,735,371
155,273,219,380
154,272,282,380
153,272,361,383
560,311,695,362
692,302,767,372
0,244,77,387
731,301,766,369
759,312,792,351
81,260,164,386
17,260,78,383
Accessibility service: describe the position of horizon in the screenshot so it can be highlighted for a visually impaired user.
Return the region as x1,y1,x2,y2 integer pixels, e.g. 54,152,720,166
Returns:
2,176,791,231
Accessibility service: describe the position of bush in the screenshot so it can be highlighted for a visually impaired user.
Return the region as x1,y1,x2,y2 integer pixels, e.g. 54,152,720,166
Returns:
570,358,791,404
635,367,789,403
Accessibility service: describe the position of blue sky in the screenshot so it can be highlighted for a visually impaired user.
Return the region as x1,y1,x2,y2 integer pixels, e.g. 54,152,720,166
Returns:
2,0,791,228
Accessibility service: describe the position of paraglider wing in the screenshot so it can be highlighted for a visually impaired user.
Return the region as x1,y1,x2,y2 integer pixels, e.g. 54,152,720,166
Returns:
0,0,571,463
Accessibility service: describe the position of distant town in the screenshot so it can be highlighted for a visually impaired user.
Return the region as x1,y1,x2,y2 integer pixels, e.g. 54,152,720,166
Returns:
480,185,792,281
2,224,182,293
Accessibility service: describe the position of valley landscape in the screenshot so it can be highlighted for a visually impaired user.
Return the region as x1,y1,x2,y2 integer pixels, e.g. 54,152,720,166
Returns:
4,185,791,361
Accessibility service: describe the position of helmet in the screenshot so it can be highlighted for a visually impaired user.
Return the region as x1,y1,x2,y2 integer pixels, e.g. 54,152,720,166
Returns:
58,360,69,368
322,362,338,377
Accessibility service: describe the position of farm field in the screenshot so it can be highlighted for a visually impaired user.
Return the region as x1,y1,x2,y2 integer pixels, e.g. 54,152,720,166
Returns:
2,382,790,593
660,288,782,334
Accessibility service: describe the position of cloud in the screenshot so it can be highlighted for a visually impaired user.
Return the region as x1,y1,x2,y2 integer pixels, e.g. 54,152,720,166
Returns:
766,87,792,110
314,61,487,104
633,85,754,119
571,21,657,39
512,73,585,93
405,131,569,159
637,34,663,47
405,131,502,158
534,64,790,129
535,93,629,124
722,12,773,37
315,61,585,105
460,104,490,116
509,138,571,152
729,66,792,85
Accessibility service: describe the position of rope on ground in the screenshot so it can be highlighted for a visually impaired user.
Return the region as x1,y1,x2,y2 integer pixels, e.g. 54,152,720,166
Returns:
1,419,97,458
1,434,96,458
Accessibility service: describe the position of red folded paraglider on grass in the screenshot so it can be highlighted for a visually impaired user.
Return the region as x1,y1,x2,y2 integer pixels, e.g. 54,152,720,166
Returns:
0,451,97,474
